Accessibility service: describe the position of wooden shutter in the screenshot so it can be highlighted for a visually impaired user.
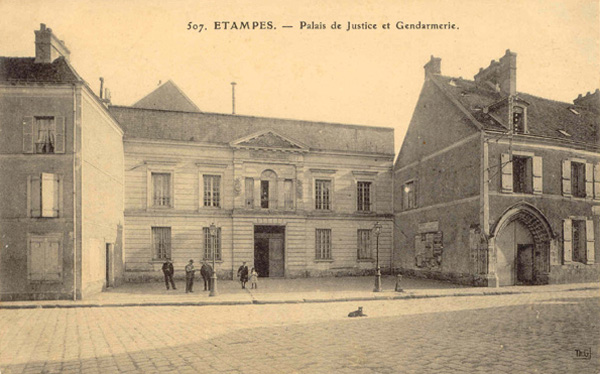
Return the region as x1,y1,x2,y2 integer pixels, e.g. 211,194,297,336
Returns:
501,153,513,193
562,160,571,196
29,175,41,217
44,239,62,281
586,220,595,265
594,163,600,201
585,163,593,199
23,117,34,153
563,219,572,263
532,156,543,194
54,116,65,153
41,173,55,217
53,175,61,217
28,238,45,281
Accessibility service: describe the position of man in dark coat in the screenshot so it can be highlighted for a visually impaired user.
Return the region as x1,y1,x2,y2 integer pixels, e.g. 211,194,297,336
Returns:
162,259,176,290
200,261,213,291
237,261,249,289
185,259,195,293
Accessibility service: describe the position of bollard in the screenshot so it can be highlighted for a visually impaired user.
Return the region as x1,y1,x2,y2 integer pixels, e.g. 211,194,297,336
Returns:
395,274,403,292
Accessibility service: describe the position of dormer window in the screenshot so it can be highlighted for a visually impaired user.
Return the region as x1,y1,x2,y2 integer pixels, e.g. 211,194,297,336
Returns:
512,106,525,133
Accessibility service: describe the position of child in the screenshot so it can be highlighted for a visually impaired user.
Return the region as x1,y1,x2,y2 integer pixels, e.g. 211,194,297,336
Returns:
249,267,259,289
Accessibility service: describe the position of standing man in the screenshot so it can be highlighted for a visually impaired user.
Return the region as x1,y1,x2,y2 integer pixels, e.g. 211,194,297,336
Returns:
237,261,249,289
200,260,213,291
162,259,176,290
185,259,196,293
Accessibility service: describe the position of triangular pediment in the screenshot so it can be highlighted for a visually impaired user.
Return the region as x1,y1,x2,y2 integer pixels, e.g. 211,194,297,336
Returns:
230,130,309,151
133,80,201,112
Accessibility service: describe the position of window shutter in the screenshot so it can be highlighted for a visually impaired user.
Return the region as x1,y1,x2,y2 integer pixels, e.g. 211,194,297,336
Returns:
41,173,55,217
54,117,65,153
44,240,62,281
501,153,513,193
53,175,61,217
562,160,571,196
30,175,41,217
594,163,600,201
532,156,543,194
23,117,34,153
586,220,595,265
28,238,45,281
563,219,572,263
585,163,593,199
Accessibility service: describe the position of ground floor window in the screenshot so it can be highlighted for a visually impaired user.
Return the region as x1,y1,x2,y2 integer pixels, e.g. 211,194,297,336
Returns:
203,227,222,261
315,229,332,260
28,233,62,282
152,227,171,260
357,229,372,259
572,220,587,263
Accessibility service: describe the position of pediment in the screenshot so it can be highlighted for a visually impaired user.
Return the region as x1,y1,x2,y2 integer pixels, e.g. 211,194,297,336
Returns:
230,130,309,151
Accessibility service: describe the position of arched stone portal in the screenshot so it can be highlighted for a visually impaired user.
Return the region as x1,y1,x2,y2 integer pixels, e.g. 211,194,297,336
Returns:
491,204,553,286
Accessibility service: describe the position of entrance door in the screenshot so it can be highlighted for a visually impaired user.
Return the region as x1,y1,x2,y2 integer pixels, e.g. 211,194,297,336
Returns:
516,244,534,284
495,220,534,286
254,226,285,278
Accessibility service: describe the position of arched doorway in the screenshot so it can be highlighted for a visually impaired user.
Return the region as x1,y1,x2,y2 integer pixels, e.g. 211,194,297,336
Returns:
492,204,553,286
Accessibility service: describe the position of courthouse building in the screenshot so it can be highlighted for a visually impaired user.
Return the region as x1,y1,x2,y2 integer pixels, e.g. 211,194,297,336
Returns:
394,50,600,286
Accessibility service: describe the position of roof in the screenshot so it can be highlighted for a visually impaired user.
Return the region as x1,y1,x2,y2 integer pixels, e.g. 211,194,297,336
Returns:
133,80,201,112
433,75,599,146
0,57,80,83
109,106,394,155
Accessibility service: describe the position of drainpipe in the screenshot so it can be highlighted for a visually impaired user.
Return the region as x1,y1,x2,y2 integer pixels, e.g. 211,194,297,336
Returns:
72,84,77,301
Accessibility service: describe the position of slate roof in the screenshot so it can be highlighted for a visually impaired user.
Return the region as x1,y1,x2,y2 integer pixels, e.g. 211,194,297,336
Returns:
109,106,394,155
433,75,599,146
0,57,80,83
133,80,201,112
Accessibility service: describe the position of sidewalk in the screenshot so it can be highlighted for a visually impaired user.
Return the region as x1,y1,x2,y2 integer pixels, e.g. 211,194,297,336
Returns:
1,276,597,309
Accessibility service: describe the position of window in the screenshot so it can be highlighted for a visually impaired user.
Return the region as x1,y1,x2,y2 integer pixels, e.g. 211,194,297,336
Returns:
357,181,372,211
203,227,222,261
284,179,294,210
563,219,595,265
315,229,332,260
245,178,254,208
571,162,586,198
572,220,587,263
29,173,60,218
513,156,533,194
152,227,171,260
315,180,331,210
23,116,65,154
403,181,416,209
512,106,525,133
261,180,269,208
152,173,171,207
357,229,372,259
203,175,221,207
28,233,62,282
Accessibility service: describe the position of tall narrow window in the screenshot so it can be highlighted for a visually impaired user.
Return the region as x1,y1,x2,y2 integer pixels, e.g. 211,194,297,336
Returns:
403,181,416,209
35,117,55,153
203,227,222,261
571,162,586,198
357,181,372,211
315,229,332,260
261,180,269,208
315,180,331,210
357,229,372,259
284,179,294,210
152,173,171,207
513,156,533,194
203,175,221,207
29,173,60,218
572,220,587,263
152,227,171,260
513,107,525,133
245,178,254,208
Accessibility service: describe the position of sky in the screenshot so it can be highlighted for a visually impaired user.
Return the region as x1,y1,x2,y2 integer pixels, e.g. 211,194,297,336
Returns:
1,0,598,153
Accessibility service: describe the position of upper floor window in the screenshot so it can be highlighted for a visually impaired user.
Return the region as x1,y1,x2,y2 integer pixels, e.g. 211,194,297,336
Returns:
203,175,221,207
512,156,533,194
357,181,372,211
315,179,331,210
261,180,270,208
501,153,542,195
562,159,594,199
29,173,61,218
203,227,222,261
23,116,65,154
152,173,172,207
403,181,416,209
571,162,586,198
152,227,171,260
512,106,525,133
260,170,278,209
284,179,294,210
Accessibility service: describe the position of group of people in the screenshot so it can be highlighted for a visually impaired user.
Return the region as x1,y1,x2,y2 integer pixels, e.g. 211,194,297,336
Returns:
161,259,259,293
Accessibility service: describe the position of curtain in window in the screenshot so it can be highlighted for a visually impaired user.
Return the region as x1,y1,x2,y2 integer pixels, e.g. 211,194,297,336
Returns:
36,118,55,153
153,173,171,206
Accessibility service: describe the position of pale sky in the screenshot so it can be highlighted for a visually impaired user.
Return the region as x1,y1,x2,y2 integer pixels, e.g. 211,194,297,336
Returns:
1,0,598,153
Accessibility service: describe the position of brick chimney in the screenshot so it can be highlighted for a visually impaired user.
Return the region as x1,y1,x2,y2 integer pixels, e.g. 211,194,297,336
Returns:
34,23,70,64
424,55,441,78
474,49,517,96
574,89,600,110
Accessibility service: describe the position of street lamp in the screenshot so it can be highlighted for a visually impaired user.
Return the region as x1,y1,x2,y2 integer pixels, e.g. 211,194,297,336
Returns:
372,222,383,292
209,223,218,297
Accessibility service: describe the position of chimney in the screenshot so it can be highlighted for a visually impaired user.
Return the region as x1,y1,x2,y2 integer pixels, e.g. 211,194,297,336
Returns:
34,23,71,63
574,89,600,110
424,55,441,78
474,49,517,96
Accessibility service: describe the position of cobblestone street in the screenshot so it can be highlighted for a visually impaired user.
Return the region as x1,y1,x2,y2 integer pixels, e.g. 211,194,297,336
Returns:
0,290,597,374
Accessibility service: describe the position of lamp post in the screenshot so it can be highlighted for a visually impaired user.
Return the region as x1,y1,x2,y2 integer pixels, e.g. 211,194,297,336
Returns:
209,223,218,297
373,222,383,292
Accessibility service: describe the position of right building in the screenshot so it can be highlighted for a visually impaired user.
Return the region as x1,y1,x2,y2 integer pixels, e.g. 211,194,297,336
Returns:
393,50,600,286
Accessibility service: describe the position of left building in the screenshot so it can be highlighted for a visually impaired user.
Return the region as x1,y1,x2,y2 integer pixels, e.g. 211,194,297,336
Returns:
0,24,125,300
